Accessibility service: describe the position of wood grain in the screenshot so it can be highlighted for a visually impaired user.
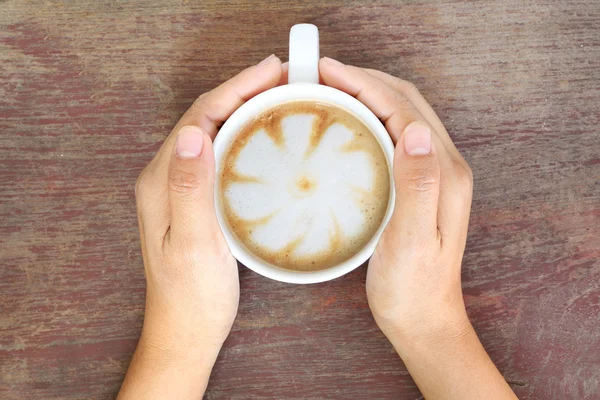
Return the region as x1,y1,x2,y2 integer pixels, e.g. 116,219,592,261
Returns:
1,0,599,399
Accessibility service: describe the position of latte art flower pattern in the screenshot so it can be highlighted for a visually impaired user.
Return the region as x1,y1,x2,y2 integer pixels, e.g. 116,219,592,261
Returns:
221,102,390,271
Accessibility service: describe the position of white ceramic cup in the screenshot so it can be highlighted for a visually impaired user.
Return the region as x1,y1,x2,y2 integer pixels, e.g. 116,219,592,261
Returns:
213,24,395,284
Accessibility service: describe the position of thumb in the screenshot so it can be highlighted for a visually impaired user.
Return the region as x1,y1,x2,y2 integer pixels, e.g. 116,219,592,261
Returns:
389,121,440,242
168,125,217,243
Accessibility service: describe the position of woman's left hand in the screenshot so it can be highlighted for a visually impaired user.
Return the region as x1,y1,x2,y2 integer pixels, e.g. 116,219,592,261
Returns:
119,54,283,399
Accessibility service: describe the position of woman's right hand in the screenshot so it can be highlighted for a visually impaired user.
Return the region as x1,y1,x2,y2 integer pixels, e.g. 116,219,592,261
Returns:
319,57,473,340
319,57,517,400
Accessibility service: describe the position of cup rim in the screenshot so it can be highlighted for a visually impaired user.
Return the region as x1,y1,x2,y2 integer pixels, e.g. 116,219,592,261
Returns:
213,83,396,284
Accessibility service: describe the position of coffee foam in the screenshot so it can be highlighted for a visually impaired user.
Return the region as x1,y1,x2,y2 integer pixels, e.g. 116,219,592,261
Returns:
220,101,390,272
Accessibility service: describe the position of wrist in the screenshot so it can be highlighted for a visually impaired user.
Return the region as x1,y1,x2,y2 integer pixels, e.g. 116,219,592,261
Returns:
143,291,235,350
119,322,222,399
136,325,222,375
142,316,224,356
375,302,472,347
377,304,473,355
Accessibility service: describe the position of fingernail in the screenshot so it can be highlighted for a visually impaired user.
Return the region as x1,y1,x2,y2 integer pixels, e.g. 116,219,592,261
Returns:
403,123,431,156
259,54,277,66
176,126,204,158
323,57,344,67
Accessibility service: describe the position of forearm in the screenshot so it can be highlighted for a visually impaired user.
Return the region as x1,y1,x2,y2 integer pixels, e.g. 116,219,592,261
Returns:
386,312,517,400
118,330,221,400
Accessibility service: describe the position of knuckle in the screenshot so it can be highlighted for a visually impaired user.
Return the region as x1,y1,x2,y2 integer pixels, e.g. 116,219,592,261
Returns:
396,79,420,97
452,159,474,192
403,167,439,192
169,169,201,197
192,92,209,108
135,168,153,199
392,90,412,108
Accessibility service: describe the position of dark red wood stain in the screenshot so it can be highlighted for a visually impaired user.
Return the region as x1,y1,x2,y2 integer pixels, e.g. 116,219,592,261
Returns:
1,1,599,399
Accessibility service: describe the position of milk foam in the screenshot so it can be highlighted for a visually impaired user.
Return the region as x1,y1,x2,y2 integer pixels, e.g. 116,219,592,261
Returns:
221,102,390,271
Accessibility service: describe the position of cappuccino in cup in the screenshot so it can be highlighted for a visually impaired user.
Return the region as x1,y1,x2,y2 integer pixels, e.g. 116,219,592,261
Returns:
213,24,395,283
219,101,390,272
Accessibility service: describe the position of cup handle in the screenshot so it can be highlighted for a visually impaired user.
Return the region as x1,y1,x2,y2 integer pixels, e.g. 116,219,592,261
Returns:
288,24,320,84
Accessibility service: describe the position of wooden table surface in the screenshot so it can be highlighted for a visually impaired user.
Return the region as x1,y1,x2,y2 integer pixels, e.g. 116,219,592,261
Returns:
2,1,599,399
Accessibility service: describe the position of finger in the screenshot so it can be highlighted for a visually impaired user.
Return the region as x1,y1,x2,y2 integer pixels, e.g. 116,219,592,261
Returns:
438,158,473,249
361,68,473,244
320,58,473,244
279,61,289,85
319,57,425,143
182,54,283,138
167,125,221,246
135,165,170,256
148,54,283,175
360,68,458,155
319,57,458,238
387,122,440,246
